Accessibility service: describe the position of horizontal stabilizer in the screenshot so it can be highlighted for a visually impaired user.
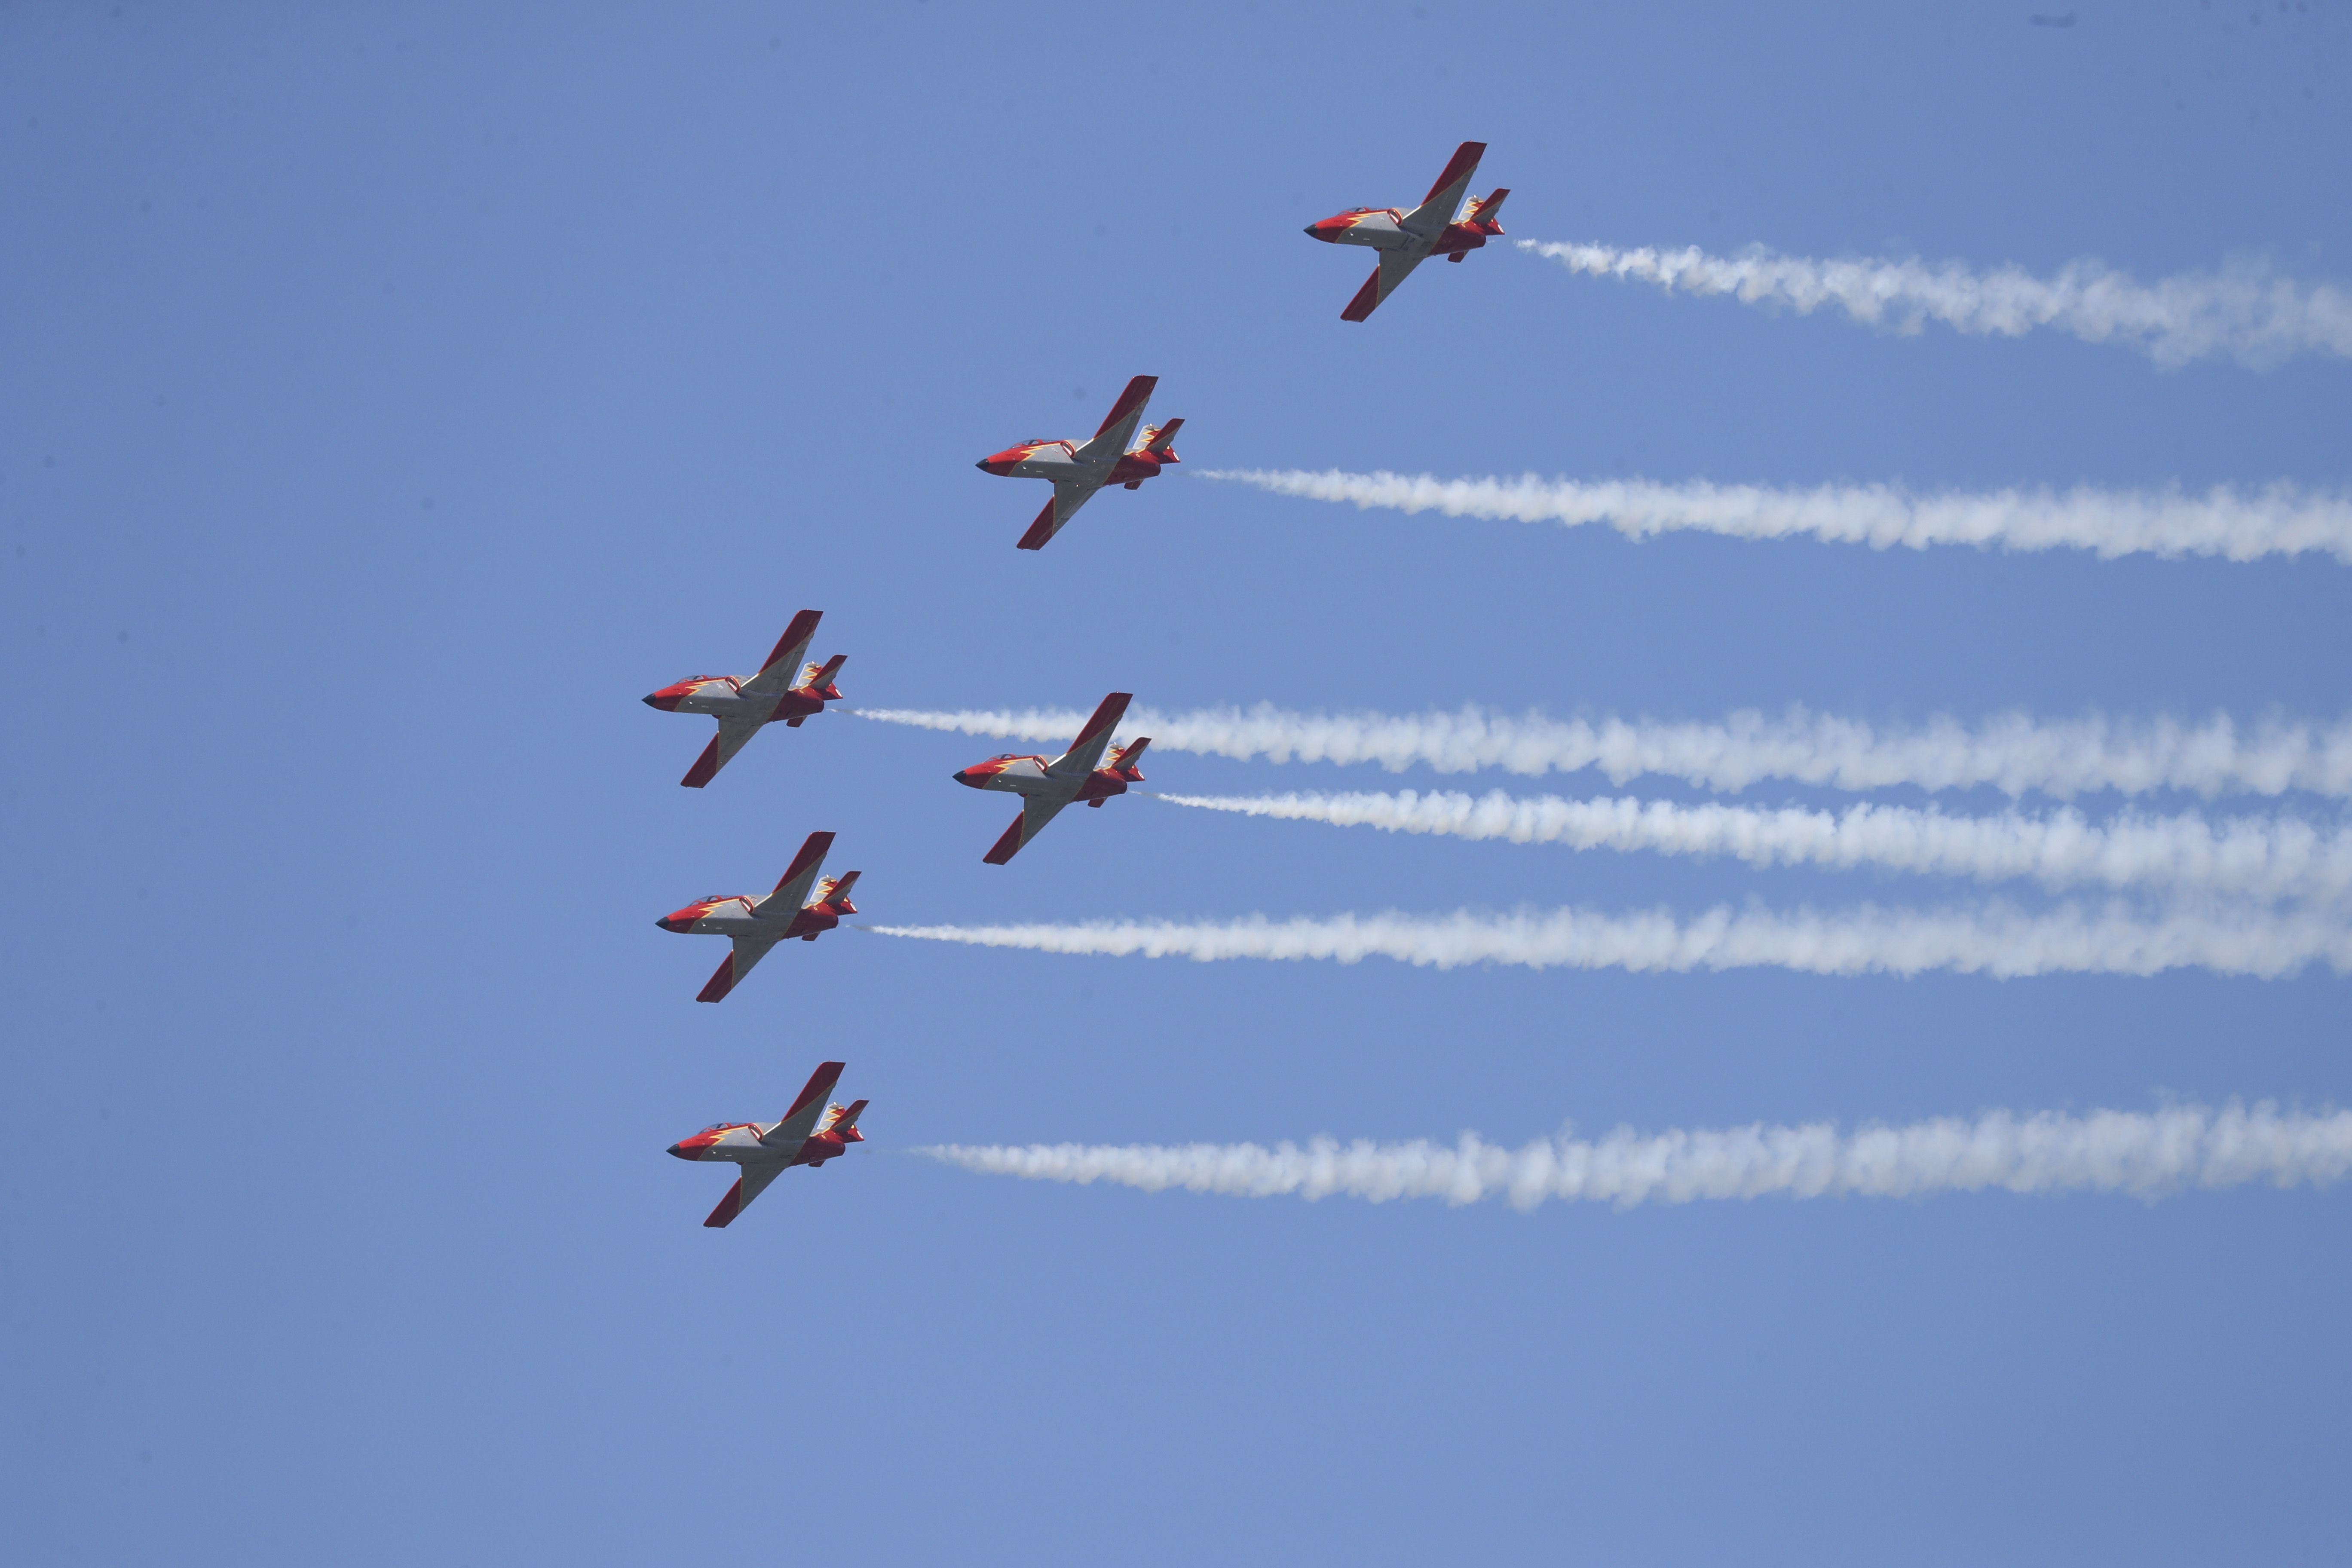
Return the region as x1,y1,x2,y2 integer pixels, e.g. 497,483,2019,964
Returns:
1463,187,1508,226
830,1098,869,1140
681,735,723,789
800,652,847,697
1108,737,1150,776
1141,417,1183,454
819,869,860,910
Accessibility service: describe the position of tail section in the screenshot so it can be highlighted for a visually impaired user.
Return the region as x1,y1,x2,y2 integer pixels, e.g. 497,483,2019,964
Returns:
824,1099,870,1142
1139,418,1184,457
798,652,847,699
1462,187,1508,228
1106,737,1150,780
814,870,860,913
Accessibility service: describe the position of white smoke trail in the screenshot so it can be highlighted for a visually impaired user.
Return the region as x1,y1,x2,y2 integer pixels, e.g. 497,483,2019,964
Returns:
1517,238,2352,369
851,704,2352,801
1155,789,2352,904
868,901,2352,980
921,1101,2352,1212
1196,468,2352,564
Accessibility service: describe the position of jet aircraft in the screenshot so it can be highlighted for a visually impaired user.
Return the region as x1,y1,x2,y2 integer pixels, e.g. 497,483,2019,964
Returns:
643,609,846,787
655,830,860,1001
1304,141,1507,321
668,1060,867,1228
952,692,1148,864
976,375,1183,551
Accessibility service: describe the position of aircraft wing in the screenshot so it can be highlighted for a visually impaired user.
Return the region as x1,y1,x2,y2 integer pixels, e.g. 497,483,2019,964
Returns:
740,609,824,699
757,830,835,919
1015,480,1100,551
681,715,767,788
696,931,780,1002
982,794,1069,864
1049,691,1132,778
761,1061,848,1150
1341,249,1427,322
703,1160,788,1228
1400,141,1485,236
1072,375,1157,466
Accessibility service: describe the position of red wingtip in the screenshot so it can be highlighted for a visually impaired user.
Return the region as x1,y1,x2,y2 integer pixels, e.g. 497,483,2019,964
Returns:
1071,691,1133,747
680,735,722,788
760,609,822,674
787,1061,848,1119
1016,497,1057,550
774,831,836,893
982,813,1026,865
695,954,736,1003
702,1178,744,1227
1093,374,1157,437
1421,141,1486,207
1340,269,1382,322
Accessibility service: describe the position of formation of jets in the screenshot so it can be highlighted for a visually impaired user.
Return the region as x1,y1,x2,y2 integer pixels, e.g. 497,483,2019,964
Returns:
652,144,1503,1225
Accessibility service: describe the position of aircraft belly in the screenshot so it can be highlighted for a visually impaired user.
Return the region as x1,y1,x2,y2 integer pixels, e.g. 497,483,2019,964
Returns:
991,774,1074,800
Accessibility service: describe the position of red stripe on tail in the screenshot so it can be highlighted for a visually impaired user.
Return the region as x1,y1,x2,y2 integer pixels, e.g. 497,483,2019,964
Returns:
680,736,723,788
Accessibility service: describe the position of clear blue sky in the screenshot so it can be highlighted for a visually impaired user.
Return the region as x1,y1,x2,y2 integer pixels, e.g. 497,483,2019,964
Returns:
4,3,2348,1563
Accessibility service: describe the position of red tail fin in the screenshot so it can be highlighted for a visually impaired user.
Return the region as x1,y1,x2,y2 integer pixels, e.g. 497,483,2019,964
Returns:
681,735,722,788
832,1099,869,1142
802,652,847,698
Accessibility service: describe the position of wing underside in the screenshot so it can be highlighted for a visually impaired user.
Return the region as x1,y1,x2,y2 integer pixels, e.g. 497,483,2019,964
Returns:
703,1161,787,1227
696,932,780,1002
682,716,767,787
983,795,1069,864
1342,249,1427,322
1017,481,1099,550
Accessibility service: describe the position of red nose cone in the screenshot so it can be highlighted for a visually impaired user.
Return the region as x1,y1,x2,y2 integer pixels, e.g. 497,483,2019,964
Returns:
976,449,1024,475
667,1142,696,1160
952,768,982,788
656,911,695,932
1305,217,1345,242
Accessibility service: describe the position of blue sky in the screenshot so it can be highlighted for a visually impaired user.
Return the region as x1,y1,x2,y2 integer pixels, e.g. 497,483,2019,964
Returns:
4,3,2349,1562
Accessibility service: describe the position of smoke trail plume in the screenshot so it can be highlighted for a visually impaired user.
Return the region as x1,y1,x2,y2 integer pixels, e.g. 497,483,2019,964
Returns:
851,704,2352,800
869,901,2352,980
1197,468,2352,564
1517,238,2352,369
1156,789,2352,904
922,1102,2352,1212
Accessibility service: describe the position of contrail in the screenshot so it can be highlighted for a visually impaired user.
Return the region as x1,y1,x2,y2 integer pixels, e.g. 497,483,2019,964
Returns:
850,704,2352,800
868,901,2352,980
1154,789,2352,904
920,1101,2352,1212
1196,468,2352,564
1516,238,2352,369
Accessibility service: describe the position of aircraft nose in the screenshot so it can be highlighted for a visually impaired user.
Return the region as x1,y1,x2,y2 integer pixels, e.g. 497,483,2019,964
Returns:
951,768,981,789
655,914,687,932
667,1142,695,1160
642,693,661,709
